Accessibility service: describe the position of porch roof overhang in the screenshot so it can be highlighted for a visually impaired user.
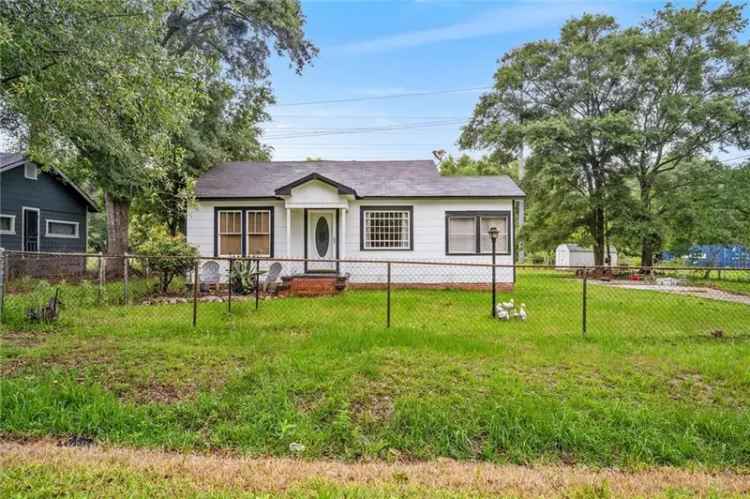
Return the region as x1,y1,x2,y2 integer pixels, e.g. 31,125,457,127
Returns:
275,173,355,209
274,173,358,197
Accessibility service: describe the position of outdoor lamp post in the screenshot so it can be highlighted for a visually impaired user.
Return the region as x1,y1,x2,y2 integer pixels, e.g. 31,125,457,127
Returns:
489,226,499,317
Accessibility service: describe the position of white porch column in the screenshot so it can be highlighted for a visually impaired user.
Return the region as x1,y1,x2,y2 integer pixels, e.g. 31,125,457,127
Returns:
339,208,347,259
286,207,292,258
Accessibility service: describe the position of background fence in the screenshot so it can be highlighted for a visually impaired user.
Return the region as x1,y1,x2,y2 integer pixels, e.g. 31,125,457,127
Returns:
1,250,749,340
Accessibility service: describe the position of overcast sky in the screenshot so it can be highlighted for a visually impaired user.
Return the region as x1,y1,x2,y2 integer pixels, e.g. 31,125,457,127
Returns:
263,0,748,162
3,1,747,165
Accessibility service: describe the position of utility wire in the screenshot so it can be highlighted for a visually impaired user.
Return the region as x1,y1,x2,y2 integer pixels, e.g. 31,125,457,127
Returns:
264,120,468,140
270,86,491,107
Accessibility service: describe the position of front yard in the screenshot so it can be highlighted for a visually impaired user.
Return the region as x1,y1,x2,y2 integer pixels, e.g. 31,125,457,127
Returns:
1,271,749,475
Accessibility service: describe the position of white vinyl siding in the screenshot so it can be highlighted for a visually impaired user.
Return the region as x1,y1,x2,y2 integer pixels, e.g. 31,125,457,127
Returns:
186,197,515,284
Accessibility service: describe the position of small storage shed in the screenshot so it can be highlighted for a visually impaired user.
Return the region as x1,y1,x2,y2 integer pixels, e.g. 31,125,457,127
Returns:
555,244,618,268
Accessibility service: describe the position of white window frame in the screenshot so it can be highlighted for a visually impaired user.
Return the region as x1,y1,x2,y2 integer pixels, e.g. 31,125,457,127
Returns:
24,163,38,180
246,209,272,257
0,214,16,235
217,209,243,257
45,219,80,239
361,207,412,251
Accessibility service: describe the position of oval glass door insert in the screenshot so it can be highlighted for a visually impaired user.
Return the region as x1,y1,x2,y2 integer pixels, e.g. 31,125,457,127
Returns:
315,216,329,257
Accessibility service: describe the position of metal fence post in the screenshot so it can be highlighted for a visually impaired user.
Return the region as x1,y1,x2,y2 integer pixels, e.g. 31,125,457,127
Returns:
386,262,391,328
98,252,105,305
192,260,199,327
123,253,129,305
255,259,260,311
0,248,5,324
582,270,588,337
227,258,233,314
491,237,497,318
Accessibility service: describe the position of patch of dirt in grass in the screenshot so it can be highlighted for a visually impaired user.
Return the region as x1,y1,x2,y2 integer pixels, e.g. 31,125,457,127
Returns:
2,440,749,498
1,330,48,348
351,386,395,425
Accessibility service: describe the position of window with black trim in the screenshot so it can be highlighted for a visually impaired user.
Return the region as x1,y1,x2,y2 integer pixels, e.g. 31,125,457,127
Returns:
446,212,509,255
361,207,412,250
46,219,79,238
0,214,15,235
217,210,243,256
246,209,272,256
216,207,274,257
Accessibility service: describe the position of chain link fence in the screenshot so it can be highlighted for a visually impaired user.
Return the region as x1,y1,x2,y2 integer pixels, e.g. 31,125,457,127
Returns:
1,251,749,341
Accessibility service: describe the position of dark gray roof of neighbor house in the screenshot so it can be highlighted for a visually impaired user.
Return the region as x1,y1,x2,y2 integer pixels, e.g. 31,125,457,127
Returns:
196,160,525,199
0,152,99,211
0,152,25,170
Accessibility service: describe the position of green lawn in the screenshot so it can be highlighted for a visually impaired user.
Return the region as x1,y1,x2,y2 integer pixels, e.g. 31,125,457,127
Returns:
1,271,749,469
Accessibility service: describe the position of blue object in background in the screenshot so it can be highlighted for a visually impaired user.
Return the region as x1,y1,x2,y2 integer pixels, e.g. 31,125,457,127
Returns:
687,245,750,268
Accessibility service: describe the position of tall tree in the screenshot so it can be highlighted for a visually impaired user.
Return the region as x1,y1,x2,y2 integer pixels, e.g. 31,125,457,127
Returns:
460,14,640,265
0,0,316,256
616,1,750,267
136,79,272,236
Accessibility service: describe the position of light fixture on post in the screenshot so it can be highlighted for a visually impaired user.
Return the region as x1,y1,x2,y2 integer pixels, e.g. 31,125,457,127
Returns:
488,226,499,317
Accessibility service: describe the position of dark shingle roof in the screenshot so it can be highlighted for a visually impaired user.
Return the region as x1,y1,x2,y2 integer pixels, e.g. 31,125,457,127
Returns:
0,152,25,170
196,160,525,199
0,153,99,211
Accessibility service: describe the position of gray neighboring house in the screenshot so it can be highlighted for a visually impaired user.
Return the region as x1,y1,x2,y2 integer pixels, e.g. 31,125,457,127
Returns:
0,153,98,258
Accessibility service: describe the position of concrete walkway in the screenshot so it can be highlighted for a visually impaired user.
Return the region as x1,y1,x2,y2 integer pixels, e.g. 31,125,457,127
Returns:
589,280,750,305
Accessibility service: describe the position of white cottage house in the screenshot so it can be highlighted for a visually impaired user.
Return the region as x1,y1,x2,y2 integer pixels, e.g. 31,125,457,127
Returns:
555,244,618,268
186,160,525,288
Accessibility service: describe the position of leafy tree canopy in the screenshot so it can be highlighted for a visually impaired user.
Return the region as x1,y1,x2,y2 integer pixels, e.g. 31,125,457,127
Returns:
460,1,750,266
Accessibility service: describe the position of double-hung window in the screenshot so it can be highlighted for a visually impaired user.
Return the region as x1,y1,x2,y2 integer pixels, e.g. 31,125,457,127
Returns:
217,210,243,256
446,211,510,255
361,206,412,250
246,210,271,257
216,208,274,257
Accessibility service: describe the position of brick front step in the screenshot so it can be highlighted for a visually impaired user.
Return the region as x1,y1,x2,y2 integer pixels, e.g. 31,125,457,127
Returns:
281,274,349,297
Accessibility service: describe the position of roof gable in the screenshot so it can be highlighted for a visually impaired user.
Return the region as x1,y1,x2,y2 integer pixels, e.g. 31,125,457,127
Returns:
0,153,99,212
275,172,357,196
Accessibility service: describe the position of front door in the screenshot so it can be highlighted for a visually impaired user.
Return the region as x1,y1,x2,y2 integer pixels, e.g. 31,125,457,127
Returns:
22,208,40,252
306,210,336,272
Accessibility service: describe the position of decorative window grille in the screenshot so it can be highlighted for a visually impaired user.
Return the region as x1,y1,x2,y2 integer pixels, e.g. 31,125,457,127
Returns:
363,209,411,250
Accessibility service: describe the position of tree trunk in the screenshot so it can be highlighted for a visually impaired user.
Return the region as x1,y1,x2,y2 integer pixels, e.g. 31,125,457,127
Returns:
638,178,657,272
591,206,606,267
104,192,129,278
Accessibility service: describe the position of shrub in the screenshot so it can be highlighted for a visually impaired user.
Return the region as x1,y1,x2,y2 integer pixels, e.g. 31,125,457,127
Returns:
137,228,198,294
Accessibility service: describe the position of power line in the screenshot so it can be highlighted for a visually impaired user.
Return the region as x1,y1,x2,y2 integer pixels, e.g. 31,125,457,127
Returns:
270,86,491,107
720,153,750,163
264,120,468,140
269,114,471,120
